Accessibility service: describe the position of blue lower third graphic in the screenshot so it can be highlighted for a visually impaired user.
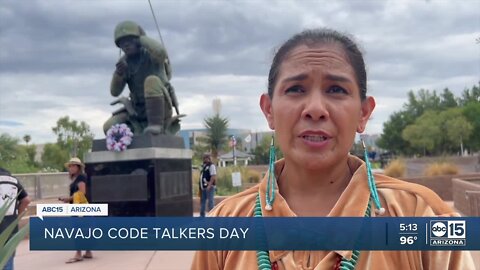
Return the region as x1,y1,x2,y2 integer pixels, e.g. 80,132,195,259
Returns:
29,217,480,250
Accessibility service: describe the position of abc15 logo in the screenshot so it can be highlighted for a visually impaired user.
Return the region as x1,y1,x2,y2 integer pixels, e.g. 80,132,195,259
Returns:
430,220,466,239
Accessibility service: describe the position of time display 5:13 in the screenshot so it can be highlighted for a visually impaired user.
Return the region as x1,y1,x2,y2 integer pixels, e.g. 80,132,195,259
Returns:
400,223,418,232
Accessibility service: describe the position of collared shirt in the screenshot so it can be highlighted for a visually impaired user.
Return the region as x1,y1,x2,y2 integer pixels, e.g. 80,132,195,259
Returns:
191,155,475,270
0,170,28,239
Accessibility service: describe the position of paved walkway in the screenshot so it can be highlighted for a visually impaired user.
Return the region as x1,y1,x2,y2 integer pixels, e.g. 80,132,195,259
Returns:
15,239,195,270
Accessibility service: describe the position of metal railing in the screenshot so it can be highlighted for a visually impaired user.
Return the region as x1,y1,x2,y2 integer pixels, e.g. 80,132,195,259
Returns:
12,172,70,200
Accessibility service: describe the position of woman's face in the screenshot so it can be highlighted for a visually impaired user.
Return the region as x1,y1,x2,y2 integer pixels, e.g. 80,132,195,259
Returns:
260,43,375,171
68,164,80,175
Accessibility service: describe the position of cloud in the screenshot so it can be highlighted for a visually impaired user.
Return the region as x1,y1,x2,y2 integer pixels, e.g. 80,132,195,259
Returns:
0,120,23,127
1,0,478,144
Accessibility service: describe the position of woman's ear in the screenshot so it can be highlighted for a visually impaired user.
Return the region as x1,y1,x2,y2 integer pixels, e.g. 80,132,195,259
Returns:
357,96,375,133
260,93,275,130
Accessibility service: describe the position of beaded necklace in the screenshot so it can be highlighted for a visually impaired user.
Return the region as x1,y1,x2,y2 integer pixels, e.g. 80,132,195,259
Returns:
258,138,383,269
254,193,372,270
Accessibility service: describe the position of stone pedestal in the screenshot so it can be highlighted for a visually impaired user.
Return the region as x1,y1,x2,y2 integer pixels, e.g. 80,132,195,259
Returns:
84,134,193,217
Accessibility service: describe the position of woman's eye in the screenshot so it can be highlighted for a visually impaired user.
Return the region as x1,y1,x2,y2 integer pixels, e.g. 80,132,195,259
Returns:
327,85,348,94
285,85,304,94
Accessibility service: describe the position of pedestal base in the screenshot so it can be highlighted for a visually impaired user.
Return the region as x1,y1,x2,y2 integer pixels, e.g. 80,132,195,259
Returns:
85,134,193,217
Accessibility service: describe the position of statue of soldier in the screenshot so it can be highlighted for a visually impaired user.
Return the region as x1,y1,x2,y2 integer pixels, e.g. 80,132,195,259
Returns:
103,20,183,135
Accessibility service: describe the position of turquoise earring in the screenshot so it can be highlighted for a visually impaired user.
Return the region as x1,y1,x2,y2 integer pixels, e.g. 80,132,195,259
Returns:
265,135,276,211
362,139,385,215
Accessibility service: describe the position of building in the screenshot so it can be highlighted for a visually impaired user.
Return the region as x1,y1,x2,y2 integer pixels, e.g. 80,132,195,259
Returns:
179,128,263,152
179,129,274,166
217,150,254,167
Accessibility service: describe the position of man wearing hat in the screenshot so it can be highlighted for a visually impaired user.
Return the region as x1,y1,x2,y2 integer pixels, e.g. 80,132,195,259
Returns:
199,154,217,217
59,157,92,263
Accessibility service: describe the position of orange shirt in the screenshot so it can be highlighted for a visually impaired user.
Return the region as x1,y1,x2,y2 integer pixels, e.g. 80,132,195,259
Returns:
191,155,475,270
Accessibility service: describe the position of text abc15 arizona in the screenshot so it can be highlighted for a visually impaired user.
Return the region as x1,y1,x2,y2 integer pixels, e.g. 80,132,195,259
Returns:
430,220,466,246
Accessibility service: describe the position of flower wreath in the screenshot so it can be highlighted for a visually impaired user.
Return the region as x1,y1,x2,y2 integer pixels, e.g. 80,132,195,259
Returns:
106,123,133,151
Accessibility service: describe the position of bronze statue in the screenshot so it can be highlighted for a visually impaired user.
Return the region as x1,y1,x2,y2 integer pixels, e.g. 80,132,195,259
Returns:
103,21,184,135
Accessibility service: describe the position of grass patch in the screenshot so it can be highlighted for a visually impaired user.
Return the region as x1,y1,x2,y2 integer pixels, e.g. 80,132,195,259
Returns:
424,162,459,176
192,166,262,196
384,159,406,178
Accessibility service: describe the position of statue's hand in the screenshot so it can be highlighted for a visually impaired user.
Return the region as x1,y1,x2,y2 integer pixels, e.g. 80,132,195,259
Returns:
115,60,128,76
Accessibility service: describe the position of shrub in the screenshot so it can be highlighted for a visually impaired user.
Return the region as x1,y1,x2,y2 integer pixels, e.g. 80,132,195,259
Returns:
384,159,406,178
0,198,29,269
246,169,261,183
424,162,459,176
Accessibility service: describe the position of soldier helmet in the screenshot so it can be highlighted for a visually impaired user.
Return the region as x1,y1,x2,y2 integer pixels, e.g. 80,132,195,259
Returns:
114,21,145,47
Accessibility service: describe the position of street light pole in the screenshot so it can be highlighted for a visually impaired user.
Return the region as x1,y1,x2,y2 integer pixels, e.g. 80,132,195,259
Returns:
231,135,237,166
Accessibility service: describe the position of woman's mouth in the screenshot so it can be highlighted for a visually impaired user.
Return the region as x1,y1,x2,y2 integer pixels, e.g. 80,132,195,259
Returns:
302,135,328,142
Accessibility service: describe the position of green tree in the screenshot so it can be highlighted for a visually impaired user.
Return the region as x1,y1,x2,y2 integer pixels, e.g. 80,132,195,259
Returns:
401,108,475,156
378,89,444,155
436,108,466,153
462,101,480,151
459,83,480,105
377,111,415,155
23,145,37,167
401,111,441,156
203,114,229,160
251,136,270,164
52,116,94,159
251,135,283,165
0,133,19,167
445,115,473,155
41,143,69,171
0,133,39,173
22,134,31,145
378,86,477,155
439,88,458,109
404,89,441,116
21,134,36,166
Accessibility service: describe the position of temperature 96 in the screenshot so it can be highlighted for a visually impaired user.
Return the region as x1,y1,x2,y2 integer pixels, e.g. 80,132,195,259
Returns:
400,236,418,245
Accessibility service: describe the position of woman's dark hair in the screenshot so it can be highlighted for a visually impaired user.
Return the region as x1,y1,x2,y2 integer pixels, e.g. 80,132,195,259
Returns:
267,28,367,100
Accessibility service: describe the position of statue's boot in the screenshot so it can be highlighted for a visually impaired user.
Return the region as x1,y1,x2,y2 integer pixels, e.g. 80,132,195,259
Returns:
144,96,164,135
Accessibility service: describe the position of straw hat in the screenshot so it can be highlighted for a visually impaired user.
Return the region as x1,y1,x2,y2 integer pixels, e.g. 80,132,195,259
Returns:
64,157,85,170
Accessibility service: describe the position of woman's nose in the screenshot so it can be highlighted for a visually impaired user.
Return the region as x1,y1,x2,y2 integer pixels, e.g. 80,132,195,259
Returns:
301,91,329,121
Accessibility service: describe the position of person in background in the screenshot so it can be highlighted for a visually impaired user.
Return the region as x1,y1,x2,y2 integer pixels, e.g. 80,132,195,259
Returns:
0,167,31,270
199,154,217,217
59,157,92,263
191,28,475,269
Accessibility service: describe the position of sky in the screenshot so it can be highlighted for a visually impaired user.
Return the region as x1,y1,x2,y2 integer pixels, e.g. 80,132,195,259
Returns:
0,0,479,144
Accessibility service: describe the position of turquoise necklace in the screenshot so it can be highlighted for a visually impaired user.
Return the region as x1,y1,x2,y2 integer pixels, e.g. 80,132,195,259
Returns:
257,138,383,269
254,193,372,270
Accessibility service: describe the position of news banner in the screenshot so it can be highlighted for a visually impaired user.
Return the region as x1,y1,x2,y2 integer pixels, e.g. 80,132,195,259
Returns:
30,204,480,250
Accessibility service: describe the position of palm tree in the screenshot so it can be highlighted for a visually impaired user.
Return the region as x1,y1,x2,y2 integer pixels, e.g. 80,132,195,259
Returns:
204,113,229,160
23,134,31,145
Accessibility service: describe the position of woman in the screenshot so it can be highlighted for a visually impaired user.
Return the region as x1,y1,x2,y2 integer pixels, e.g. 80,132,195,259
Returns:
60,157,93,263
191,29,475,269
